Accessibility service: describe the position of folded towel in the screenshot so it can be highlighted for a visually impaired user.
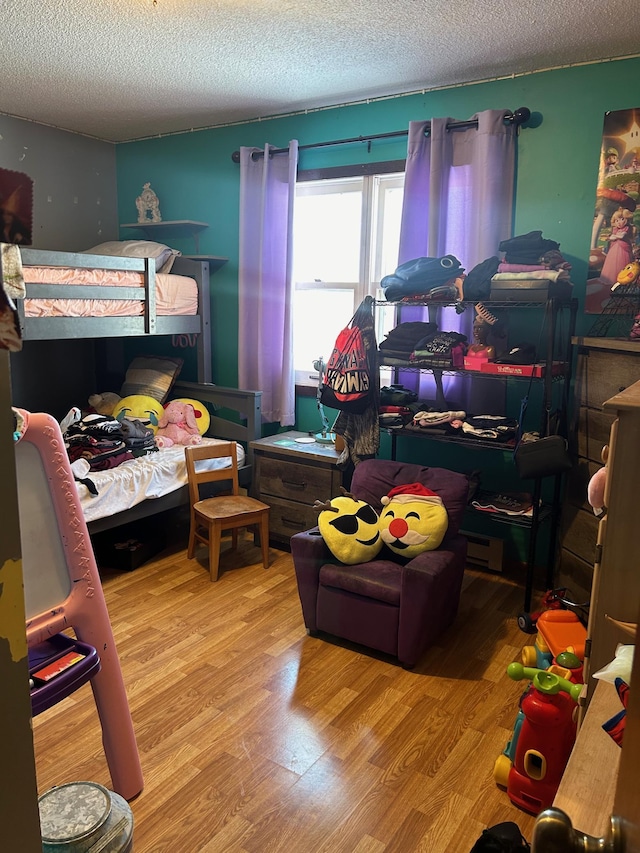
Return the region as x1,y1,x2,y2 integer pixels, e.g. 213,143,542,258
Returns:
491,269,569,282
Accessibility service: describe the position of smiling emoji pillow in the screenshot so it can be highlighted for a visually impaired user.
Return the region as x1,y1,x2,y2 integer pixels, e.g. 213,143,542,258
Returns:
315,489,383,565
379,483,448,557
113,394,165,434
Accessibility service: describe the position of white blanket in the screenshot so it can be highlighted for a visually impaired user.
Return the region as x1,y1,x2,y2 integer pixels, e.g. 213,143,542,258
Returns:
76,438,245,524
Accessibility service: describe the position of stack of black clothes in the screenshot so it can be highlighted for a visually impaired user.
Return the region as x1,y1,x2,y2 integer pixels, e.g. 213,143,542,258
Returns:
498,231,560,264
378,321,437,364
65,413,156,472
120,417,157,457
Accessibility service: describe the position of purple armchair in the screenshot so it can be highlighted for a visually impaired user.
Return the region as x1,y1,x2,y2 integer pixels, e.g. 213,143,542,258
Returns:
290,459,469,668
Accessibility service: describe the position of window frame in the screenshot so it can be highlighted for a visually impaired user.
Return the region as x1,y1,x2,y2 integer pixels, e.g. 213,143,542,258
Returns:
293,160,405,389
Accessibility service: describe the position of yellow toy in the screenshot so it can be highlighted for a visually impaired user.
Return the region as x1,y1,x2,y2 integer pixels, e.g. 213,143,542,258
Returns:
612,260,640,289
113,394,165,434
314,489,382,565
379,483,448,557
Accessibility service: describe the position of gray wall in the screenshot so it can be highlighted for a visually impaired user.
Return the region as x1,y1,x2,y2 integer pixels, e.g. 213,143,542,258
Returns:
1,114,119,414
0,114,118,250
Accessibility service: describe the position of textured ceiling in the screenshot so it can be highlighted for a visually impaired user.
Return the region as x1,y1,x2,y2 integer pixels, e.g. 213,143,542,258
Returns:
3,0,639,143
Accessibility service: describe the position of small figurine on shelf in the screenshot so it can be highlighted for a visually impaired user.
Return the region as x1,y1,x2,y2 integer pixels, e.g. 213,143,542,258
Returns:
135,182,162,223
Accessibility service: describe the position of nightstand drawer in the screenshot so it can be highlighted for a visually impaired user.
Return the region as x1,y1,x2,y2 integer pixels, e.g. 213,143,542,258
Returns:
258,457,335,503
267,496,319,540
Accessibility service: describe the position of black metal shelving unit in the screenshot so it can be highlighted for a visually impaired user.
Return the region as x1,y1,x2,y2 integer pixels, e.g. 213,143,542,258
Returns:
377,295,579,613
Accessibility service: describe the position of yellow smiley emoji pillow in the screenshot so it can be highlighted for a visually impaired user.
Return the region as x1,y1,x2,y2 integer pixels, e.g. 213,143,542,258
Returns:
379,483,448,557
315,490,383,565
113,395,165,434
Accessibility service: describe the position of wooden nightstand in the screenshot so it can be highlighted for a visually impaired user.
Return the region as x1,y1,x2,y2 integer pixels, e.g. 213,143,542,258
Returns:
249,431,343,546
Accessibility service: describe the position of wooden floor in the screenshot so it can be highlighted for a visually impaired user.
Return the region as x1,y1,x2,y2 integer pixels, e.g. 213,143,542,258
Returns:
33,524,540,853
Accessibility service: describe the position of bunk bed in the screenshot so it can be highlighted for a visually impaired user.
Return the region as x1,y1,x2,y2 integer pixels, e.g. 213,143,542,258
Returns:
9,247,262,534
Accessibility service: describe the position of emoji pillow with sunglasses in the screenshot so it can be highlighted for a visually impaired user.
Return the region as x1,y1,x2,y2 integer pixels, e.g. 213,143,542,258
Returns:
314,488,383,564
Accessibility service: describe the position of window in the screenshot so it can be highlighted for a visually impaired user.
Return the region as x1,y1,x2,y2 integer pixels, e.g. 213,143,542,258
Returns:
292,172,404,386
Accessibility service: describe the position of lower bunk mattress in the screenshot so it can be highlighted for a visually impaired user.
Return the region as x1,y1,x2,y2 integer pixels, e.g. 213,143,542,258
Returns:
76,438,245,524
22,266,198,317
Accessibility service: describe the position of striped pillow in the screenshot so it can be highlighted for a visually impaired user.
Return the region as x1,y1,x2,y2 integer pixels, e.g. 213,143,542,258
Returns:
120,356,183,403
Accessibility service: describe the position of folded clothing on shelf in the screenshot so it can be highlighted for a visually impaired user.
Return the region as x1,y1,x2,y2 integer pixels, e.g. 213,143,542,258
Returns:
379,322,438,361
379,383,419,405
463,256,500,300
492,269,570,282
379,411,412,429
461,414,518,441
498,230,560,265
397,282,461,303
412,409,466,427
399,411,517,443
410,330,468,368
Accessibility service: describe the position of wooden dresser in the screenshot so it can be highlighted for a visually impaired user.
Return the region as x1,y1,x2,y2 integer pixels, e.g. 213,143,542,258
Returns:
250,431,342,546
583,379,640,694
547,381,640,847
558,337,640,601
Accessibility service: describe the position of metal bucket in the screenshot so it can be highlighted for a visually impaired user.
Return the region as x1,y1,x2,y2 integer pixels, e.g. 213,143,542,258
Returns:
38,781,134,853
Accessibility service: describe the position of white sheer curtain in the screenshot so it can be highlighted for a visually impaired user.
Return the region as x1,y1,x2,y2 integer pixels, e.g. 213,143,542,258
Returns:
397,109,516,408
238,141,299,426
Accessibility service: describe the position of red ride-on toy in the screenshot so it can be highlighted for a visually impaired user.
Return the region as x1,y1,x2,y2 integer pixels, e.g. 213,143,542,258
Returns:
494,663,582,815
517,587,589,634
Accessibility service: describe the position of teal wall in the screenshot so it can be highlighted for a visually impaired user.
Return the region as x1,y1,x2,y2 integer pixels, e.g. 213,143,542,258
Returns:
116,57,640,392
115,59,640,564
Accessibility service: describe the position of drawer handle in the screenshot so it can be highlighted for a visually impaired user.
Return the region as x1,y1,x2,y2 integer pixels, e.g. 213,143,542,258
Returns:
281,517,306,529
280,478,306,490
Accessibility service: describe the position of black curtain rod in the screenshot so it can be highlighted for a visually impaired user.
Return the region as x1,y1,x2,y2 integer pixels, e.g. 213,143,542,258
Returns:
231,107,531,163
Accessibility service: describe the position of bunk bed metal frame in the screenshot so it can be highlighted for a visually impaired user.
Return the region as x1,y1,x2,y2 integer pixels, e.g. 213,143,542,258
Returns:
10,248,262,533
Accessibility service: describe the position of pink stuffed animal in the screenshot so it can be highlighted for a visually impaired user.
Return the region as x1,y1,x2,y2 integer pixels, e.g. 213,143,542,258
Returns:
155,400,203,448
587,445,609,517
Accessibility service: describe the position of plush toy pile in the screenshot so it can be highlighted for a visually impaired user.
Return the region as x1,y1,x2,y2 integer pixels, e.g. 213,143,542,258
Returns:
314,482,449,564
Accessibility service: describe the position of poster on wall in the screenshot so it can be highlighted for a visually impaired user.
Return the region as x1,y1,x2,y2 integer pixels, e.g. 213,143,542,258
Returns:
586,108,640,313
0,166,33,246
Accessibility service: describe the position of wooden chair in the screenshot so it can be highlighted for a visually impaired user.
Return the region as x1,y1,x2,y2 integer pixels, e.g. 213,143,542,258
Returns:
185,442,270,581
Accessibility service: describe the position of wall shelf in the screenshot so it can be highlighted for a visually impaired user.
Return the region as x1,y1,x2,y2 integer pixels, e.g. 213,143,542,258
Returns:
181,254,229,273
120,220,209,252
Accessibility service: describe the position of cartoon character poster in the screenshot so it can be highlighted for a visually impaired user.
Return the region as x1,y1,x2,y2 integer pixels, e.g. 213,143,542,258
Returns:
585,108,640,313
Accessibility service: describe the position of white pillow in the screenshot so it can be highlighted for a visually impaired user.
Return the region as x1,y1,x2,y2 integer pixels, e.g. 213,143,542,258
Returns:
82,240,181,274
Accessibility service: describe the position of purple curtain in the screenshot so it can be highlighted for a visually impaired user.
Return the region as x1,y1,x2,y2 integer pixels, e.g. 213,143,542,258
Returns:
238,141,298,426
397,109,516,408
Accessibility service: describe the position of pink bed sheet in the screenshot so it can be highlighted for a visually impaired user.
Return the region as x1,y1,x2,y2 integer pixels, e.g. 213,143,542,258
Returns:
23,266,198,317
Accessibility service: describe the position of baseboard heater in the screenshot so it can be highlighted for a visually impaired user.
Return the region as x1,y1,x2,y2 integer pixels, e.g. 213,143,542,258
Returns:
461,530,504,573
